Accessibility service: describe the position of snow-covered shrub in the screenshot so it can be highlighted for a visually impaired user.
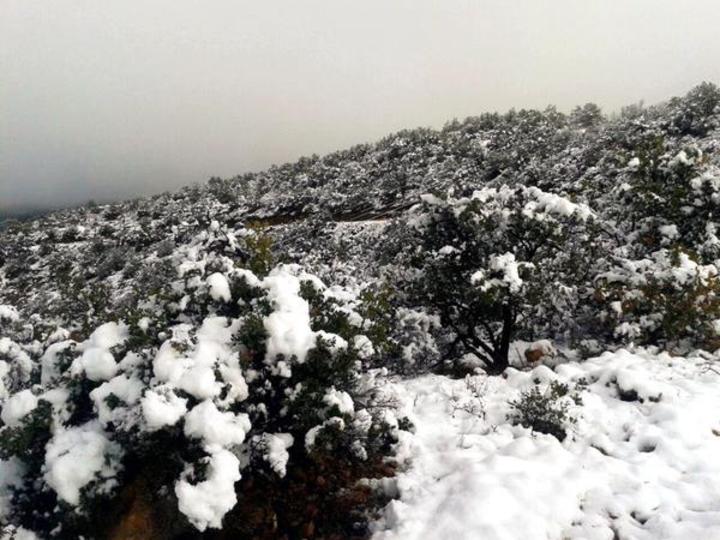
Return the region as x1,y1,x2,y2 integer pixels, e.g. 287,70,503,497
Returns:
508,380,582,441
387,185,598,373
595,248,720,350
0,305,22,335
666,81,720,137
617,141,720,260
570,102,604,130
241,225,275,276
390,307,442,373
0,309,36,401
4,81,720,537
449,375,487,419
0,227,401,538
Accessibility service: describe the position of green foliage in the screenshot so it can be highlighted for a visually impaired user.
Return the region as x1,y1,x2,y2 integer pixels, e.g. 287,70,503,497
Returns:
508,381,582,441
0,400,53,463
357,283,399,361
622,141,711,252
235,313,268,369
244,226,275,276
390,186,597,373
596,248,720,349
667,81,720,136
570,103,604,129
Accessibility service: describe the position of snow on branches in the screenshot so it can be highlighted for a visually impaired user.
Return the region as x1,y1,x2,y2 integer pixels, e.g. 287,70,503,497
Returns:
389,184,598,373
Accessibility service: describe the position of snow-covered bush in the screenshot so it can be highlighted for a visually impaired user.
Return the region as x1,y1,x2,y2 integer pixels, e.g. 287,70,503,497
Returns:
666,81,720,137
0,226,401,538
387,185,598,373
4,81,720,538
508,380,582,441
617,142,720,260
595,248,720,350
570,102,604,130
389,307,442,373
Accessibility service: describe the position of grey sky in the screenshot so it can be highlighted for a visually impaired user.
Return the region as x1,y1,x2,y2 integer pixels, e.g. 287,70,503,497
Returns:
2,1,720,213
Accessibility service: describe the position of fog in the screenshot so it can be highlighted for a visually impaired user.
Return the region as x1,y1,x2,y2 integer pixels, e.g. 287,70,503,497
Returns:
2,0,720,213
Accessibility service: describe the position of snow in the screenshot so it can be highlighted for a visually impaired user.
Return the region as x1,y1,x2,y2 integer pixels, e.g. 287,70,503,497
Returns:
438,245,458,256
472,253,532,294
39,388,70,421
137,317,151,332
467,185,593,221
89,374,143,425
395,308,441,368
1,389,38,427
233,268,262,288
141,386,188,430
40,341,74,385
305,425,323,450
670,149,695,167
184,400,251,449
153,339,185,383
263,433,294,477
659,224,680,240
261,266,316,364
0,305,19,322
153,317,239,400
420,193,444,206
217,361,249,405
0,338,33,399
323,387,355,415
207,272,231,303
374,349,720,540
526,187,594,220
600,249,718,293
72,347,119,382
70,322,128,382
3,82,720,539
353,334,375,360
175,448,241,531
43,421,121,506
178,364,220,400
12,528,39,540
315,330,349,352
305,416,346,451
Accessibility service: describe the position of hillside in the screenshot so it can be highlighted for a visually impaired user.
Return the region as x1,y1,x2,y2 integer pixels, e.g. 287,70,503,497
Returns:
1,83,720,539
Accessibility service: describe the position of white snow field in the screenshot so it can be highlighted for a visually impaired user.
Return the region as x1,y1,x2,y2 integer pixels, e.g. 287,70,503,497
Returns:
373,349,720,540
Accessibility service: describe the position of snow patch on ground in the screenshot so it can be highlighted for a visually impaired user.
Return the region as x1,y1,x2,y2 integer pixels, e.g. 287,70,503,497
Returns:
374,349,720,540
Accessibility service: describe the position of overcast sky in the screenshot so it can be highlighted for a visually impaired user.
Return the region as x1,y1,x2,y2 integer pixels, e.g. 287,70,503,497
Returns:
2,1,720,213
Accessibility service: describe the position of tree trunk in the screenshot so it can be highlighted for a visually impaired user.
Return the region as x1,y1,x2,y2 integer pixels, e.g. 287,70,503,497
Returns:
489,305,514,374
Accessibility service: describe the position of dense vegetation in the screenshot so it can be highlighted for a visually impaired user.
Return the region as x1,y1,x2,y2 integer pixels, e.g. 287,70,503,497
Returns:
1,82,719,538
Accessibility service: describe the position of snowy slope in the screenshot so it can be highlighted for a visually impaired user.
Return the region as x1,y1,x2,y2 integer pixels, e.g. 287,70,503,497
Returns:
374,350,720,540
